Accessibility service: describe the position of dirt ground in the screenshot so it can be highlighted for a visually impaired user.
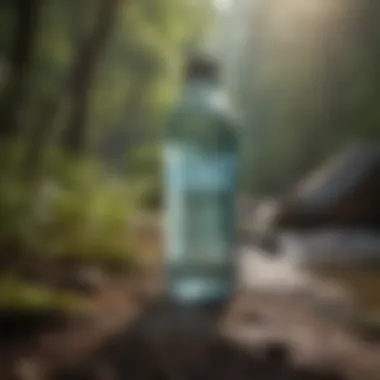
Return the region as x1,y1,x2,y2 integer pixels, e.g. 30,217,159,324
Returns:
0,271,160,380
1,268,380,380
1,217,380,380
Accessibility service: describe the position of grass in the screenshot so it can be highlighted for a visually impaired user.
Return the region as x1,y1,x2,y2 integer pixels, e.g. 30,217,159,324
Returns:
0,143,160,314
0,275,85,314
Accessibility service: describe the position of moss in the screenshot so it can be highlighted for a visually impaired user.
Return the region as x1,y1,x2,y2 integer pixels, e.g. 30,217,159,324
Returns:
0,275,85,313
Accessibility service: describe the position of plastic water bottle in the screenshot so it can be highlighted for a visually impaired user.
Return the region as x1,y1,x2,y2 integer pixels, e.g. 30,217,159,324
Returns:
164,54,238,305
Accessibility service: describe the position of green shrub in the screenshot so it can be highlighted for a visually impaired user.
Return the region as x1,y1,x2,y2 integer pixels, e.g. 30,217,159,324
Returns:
0,147,140,270
124,143,163,210
0,275,83,312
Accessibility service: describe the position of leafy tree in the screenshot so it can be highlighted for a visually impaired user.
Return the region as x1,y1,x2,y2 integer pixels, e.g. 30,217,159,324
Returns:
0,0,216,290
0,0,42,138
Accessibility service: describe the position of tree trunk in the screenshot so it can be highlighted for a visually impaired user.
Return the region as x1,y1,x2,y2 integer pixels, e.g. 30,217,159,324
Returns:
22,0,121,177
61,0,120,157
0,0,41,138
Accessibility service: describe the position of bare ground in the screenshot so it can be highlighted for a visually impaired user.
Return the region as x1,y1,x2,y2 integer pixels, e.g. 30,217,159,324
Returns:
0,269,379,380
1,233,380,380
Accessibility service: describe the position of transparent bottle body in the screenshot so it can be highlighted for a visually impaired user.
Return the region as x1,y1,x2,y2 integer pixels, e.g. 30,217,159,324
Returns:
164,81,237,305
164,141,237,305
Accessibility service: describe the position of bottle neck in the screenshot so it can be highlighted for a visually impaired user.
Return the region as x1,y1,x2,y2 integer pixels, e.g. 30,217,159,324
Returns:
181,78,220,102
184,74,218,87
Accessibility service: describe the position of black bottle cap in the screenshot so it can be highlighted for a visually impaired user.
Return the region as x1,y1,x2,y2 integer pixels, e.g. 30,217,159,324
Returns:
185,54,219,82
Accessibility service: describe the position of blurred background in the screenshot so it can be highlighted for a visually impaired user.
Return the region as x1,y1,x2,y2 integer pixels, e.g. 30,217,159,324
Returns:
1,0,380,378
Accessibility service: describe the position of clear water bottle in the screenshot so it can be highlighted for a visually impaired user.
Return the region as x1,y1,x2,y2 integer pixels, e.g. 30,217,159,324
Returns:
164,54,238,305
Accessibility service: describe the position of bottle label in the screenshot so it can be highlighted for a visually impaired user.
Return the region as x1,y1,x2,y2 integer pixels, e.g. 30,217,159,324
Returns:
164,143,236,263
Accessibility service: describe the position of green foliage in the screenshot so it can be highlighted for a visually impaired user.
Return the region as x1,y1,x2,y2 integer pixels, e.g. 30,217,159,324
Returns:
88,0,216,152
0,0,216,310
0,145,139,270
0,275,82,312
125,143,162,210
39,171,137,267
